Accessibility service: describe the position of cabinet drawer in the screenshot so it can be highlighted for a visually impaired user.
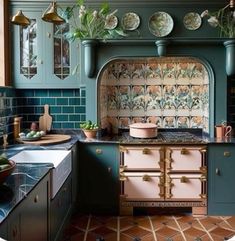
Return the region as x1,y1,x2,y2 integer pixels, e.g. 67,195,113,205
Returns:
166,174,205,200
166,147,204,172
121,172,163,200
120,146,163,170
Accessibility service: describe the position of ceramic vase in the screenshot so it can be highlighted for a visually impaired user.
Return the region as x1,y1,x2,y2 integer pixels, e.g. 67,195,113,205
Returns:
224,40,235,77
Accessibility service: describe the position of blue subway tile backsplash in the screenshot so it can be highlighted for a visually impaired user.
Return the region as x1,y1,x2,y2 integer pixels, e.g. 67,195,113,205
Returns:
0,87,86,141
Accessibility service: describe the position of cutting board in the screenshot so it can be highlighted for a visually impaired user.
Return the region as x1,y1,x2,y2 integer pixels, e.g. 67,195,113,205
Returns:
17,134,71,145
39,104,52,132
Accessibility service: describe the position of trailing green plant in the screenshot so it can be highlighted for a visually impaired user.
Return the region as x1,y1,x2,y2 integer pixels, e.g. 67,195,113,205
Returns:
60,0,127,41
201,5,235,38
80,120,99,130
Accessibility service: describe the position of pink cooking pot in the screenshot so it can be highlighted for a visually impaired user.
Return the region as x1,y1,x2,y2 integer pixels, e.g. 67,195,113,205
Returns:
129,123,158,138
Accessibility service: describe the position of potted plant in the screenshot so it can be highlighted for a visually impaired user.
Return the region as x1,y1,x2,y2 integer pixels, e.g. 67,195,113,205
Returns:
201,5,235,76
61,0,127,77
80,120,99,138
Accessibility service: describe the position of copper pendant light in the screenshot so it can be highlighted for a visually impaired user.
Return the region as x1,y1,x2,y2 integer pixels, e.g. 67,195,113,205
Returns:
11,10,30,26
42,1,65,25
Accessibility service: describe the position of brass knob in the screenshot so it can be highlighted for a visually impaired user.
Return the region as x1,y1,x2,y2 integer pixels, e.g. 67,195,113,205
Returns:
142,148,150,154
180,176,189,183
96,148,102,154
142,174,150,181
34,195,39,203
119,173,127,181
119,165,127,172
215,168,220,175
224,151,231,157
181,148,189,155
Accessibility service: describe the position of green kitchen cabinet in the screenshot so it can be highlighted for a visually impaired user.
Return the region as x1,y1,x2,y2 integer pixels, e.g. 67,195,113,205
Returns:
208,144,235,215
0,217,8,240
50,175,72,241
78,142,119,214
6,172,50,241
11,5,80,89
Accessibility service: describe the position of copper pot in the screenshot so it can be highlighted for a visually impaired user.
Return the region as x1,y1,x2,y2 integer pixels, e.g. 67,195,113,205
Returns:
129,123,158,138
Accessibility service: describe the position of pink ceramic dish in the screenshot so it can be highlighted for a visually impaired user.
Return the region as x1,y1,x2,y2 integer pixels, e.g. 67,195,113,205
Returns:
129,123,158,138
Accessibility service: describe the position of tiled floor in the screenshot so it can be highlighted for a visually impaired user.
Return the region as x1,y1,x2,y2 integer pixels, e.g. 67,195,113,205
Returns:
62,214,235,241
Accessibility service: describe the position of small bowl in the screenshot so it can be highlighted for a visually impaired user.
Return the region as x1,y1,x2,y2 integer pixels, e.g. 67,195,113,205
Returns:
0,160,16,184
82,129,98,138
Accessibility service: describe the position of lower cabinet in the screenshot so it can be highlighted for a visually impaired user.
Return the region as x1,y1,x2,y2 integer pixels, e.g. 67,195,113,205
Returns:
208,144,235,215
78,142,119,214
7,172,50,241
50,175,72,241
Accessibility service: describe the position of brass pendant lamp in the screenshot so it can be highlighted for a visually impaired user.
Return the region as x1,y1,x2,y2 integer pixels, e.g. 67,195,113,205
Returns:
11,10,30,26
41,1,65,24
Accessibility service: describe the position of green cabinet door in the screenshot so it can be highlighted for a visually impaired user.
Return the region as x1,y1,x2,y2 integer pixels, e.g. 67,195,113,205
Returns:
0,219,8,240
20,173,49,241
78,143,119,214
11,4,80,88
208,144,235,215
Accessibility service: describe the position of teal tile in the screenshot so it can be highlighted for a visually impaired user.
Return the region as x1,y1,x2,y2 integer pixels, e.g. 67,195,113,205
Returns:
75,122,81,128
35,90,48,97
69,115,80,121
48,89,62,97
62,122,74,128
40,98,56,105
35,106,44,114
56,115,68,121
69,98,80,105
52,122,61,129
62,89,74,97
80,115,86,121
57,98,68,105
17,98,27,106
75,106,86,113
62,106,74,113
27,98,40,106
28,114,40,122
51,106,62,113
81,97,86,105
16,89,35,97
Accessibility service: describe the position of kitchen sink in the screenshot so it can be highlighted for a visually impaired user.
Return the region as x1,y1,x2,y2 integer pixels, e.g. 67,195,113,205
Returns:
10,150,72,198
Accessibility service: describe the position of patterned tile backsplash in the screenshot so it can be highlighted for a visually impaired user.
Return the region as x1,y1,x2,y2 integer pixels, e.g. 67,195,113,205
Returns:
98,57,209,134
0,87,86,139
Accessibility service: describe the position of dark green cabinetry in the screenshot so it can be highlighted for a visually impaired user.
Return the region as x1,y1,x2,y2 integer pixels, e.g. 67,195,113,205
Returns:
78,143,119,214
50,175,72,241
208,144,235,215
0,219,8,240
6,172,50,241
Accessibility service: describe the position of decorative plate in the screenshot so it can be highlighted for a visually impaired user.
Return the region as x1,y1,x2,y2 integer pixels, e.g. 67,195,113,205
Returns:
148,12,174,37
121,12,140,31
105,15,118,30
183,12,202,30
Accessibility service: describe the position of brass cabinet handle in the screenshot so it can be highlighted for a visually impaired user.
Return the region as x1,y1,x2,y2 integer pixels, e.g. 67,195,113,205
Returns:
34,195,39,203
215,168,220,175
180,176,189,183
119,165,127,172
119,173,127,181
181,148,189,155
224,151,231,157
142,148,150,154
96,148,102,154
142,174,150,181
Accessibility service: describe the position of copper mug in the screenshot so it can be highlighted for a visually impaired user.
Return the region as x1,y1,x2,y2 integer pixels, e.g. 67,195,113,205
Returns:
215,125,232,138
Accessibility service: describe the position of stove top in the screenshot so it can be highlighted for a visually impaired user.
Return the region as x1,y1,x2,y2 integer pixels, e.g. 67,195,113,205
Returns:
120,131,206,144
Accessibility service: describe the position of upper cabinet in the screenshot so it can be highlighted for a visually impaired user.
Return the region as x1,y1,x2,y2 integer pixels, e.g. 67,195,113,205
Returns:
11,6,80,89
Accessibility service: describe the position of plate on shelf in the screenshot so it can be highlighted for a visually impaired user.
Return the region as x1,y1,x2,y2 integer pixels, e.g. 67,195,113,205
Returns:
105,15,118,30
183,12,202,30
121,12,140,30
20,136,42,141
148,12,174,37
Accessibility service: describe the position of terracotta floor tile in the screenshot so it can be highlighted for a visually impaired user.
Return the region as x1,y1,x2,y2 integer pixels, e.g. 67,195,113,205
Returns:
150,215,173,230
199,216,223,230
120,233,135,241
70,232,85,241
71,215,89,230
137,218,152,230
210,227,235,239
226,217,235,229
164,219,180,231
183,227,207,239
63,225,83,237
171,233,187,241
120,216,149,230
155,226,179,238
218,220,235,230
91,226,116,237
122,226,152,238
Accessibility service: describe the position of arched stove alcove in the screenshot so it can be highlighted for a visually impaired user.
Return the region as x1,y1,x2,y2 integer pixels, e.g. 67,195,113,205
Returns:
97,56,213,135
